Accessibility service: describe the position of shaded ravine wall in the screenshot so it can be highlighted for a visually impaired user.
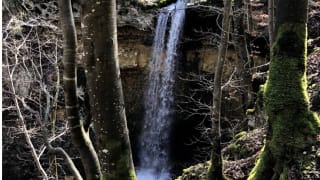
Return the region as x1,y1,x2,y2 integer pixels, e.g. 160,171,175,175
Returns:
117,7,268,175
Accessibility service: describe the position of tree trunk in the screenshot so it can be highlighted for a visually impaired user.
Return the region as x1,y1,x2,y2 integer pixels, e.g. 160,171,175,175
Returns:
59,0,101,179
233,0,252,113
246,0,253,33
248,0,320,179
268,0,275,45
81,0,137,179
207,0,232,179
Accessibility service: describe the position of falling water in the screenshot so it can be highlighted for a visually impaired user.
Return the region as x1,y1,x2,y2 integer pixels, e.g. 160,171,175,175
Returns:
137,1,187,179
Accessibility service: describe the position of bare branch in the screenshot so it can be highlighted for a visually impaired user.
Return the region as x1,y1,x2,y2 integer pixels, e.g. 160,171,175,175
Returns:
5,50,49,180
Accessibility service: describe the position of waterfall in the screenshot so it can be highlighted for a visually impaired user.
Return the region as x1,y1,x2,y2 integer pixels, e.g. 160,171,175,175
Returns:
137,1,187,179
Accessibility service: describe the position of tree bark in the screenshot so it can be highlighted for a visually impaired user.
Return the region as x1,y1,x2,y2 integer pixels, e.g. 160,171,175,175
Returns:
207,0,232,179
246,0,253,33
59,0,101,179
233,0,252,113
268,0,275,45
81,0,137,179
248,0,320,179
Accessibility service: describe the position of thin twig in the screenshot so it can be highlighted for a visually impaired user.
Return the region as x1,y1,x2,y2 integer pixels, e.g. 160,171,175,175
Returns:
5,50,49,180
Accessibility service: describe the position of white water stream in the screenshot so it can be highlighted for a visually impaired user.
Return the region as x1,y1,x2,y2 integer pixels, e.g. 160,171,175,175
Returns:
137,1,187,179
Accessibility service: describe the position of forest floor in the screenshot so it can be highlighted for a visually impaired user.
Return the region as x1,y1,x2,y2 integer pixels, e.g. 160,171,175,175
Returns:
177,123,320,180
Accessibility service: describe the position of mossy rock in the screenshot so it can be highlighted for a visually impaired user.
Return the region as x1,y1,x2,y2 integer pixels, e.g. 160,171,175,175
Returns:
175,161,210,180
176,129,266,180
223,129,265,161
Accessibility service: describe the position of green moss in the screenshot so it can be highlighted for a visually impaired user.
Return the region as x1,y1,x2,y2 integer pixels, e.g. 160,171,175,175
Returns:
255,85,265,109
207,158,228,180
248,145,275,180
264,24,308,114
225,143,240,153
248,23,320,179
276,31,305,57
176,161,210,180
224,142,251,160
246,109,255,115
99,138,137,180
101,153,137,180
224,131,261,160
279,173,286,180
235,131,247,139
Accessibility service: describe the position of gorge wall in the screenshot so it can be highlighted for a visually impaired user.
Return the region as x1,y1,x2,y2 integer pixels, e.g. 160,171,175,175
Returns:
117,5,268,175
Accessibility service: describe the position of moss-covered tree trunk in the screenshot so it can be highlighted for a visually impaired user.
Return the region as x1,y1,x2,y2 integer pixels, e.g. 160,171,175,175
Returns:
81,0,137,179
207,0,232,179
59,0,101,179
248,0,320,179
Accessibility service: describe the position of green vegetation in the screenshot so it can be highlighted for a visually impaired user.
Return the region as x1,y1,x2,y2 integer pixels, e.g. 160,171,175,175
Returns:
248,23,320,180
224,131,251,160
176,161,210,180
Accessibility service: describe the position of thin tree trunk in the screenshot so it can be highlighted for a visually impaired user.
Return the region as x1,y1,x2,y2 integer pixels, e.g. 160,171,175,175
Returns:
208,0,232,179
49,44,60,180
248,0,320,179
268,0,275,45
59,0,101,179
81,0,137,179
233,0,252,112
246,0,253,33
